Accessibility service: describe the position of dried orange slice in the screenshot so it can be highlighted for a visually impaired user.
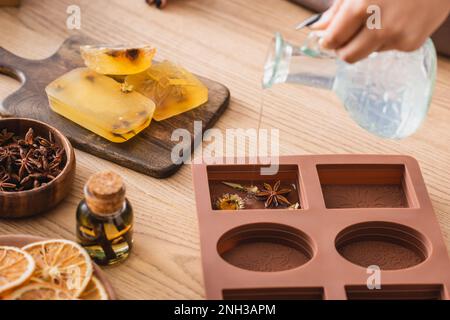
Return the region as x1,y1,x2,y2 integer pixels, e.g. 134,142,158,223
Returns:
0,246,35,295
22,240,93,298
4,282,73,300
80,276,109,300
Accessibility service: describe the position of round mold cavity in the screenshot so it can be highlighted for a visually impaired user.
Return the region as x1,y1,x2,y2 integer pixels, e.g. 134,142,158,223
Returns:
217,223,314,272
335,222,430,270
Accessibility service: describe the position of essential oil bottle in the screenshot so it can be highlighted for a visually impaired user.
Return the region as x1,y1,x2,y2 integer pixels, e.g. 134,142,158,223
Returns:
76,171,133,266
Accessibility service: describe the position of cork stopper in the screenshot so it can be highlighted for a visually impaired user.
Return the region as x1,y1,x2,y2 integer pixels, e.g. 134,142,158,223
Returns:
84,171,126,216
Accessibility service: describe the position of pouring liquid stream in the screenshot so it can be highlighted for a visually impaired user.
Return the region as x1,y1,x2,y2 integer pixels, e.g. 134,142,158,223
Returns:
249,90,266,188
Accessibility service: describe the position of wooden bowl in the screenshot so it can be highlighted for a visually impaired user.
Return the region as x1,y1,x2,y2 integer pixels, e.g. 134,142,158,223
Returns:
0,118,76,218
0,234,116,300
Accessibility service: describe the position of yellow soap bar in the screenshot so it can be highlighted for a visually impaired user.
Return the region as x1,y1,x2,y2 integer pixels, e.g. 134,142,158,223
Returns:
125,60,208,121
81,45,156,75
45,68,156,143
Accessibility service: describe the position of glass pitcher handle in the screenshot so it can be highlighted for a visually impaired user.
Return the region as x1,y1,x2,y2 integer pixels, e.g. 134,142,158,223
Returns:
300,31,337,59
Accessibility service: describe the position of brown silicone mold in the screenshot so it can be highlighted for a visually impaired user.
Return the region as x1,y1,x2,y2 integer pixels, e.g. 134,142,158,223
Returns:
192,155,450,300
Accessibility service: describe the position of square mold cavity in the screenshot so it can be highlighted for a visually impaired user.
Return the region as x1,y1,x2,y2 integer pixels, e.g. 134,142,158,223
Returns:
223,287,324,300
207,165,302,210
317,164,416,209
346,284,443,300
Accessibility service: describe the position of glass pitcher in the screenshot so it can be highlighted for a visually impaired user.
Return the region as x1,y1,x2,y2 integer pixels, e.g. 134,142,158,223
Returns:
263,32,437,139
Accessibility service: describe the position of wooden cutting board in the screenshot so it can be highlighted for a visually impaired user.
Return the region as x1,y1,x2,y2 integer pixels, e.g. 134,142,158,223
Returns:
0,35,230,178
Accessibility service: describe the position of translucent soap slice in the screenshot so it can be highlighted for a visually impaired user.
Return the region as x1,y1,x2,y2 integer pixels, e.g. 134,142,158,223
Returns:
81,45,156,75
45,68,156,143
124,60,208,121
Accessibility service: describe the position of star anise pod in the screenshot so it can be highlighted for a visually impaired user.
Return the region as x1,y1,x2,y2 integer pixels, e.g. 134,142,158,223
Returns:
19,173,35,189
39,155,60,179
50,147,64,163
0,129,14,146
17,128,36,148
0,145,20,170
256,180,292,208
31,146,46,162
20,168,57,187
25,128,34,145
48,157,62,173
36,131,59,152
0,173,16,191
15,149,38,179
22,155,60,186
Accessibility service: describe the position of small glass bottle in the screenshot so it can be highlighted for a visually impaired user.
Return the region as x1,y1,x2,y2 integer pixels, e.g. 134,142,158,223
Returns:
76,171,133,266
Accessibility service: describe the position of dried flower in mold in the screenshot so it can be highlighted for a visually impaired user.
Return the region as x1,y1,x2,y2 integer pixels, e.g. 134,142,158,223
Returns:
216,193,245,211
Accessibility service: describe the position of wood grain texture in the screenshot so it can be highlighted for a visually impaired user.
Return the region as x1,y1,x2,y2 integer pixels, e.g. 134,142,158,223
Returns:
0,36,230,178
0,0,449,299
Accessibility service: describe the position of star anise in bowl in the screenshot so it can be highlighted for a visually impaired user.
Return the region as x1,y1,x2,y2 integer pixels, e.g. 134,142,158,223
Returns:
0,118,76,218
256,180,292,208
0,127,66,192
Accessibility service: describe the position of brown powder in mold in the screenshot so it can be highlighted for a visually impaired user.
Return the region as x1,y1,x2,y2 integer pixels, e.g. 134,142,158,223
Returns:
222,242,310,272
338,240,424,270
322,185,408,208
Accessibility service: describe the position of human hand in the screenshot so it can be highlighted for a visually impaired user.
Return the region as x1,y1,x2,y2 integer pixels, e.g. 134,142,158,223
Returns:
146,0,168,9
312,0,450,63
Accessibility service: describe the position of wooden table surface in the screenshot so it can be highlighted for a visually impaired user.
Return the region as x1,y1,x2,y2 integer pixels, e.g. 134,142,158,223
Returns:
0,0,449,300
